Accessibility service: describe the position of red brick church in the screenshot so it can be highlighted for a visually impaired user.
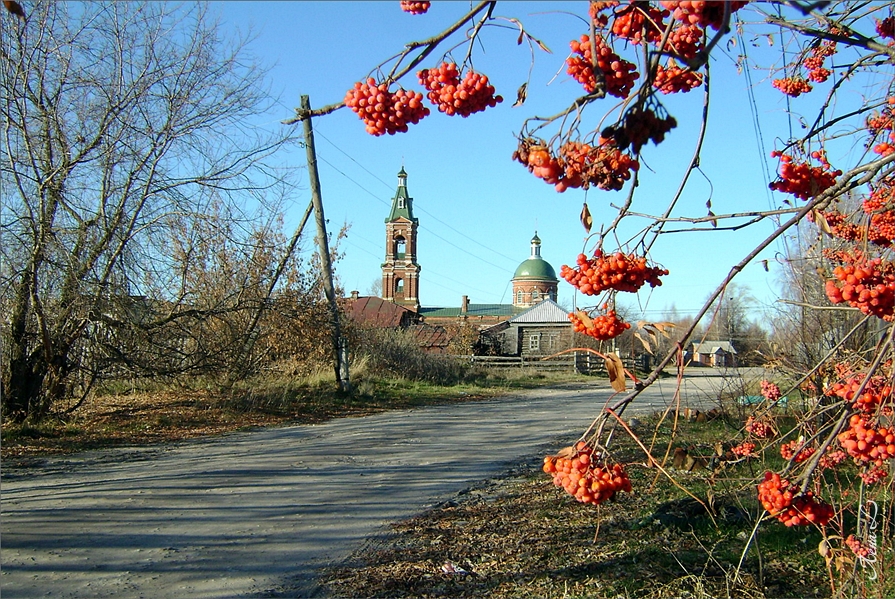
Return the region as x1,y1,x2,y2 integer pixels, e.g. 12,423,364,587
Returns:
347,168,571,354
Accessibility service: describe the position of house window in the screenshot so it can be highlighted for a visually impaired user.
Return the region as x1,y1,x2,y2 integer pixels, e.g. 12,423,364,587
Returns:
529,333,541,352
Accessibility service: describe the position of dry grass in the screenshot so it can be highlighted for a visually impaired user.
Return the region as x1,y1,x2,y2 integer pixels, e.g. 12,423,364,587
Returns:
316,416,838,599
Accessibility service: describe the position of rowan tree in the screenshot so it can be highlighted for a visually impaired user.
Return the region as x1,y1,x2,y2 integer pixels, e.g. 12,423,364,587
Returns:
286,1,895,593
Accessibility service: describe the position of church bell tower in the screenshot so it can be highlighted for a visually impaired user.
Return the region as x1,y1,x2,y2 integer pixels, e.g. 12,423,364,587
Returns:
382,168,421,311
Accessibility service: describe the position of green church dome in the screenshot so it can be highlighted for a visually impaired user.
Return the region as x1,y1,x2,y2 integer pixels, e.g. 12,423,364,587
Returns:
512,232,557,281
513,258,557,281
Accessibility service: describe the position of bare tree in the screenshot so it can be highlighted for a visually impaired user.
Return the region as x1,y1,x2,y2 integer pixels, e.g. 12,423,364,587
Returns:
0,2,296,422
771,218,881,374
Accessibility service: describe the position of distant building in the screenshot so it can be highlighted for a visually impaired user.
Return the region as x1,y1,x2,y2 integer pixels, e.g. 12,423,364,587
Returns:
347,167,570,355
480,298,572,357
510,233,558,308
691,341,737,367
380,167,421,312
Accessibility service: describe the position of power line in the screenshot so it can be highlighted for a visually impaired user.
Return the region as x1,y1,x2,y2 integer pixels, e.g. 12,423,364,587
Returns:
313,149,516,276
315,129,520,265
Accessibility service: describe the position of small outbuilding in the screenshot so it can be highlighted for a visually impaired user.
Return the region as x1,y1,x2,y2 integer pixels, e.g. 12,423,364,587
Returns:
691,341,738,367
482,299,572,357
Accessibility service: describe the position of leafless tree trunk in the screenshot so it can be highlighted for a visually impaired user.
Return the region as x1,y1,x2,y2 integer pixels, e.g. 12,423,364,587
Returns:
0,1,296,422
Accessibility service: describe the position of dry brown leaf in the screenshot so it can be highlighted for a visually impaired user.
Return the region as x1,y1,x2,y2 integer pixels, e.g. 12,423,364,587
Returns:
650,322,675,337
818,538,831,559
533,36,552,53
634,331,652,354
3,0,25,19
575,310,593,329
580,203,593,233
512,82,527,107
604,352,626,392
813,209,833,236
553,445,576,459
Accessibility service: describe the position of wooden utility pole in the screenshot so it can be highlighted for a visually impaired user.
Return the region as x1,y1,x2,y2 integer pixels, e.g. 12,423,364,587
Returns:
301,95,350,392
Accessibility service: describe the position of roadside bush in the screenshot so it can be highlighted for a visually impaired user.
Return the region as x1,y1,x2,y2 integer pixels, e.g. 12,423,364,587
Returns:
353,327,469,385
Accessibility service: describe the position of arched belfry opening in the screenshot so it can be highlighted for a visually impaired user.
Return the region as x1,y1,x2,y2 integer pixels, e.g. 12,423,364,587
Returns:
381,168,421,311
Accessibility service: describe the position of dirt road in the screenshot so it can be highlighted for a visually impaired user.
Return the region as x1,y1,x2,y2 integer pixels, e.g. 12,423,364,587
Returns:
1,374,741,598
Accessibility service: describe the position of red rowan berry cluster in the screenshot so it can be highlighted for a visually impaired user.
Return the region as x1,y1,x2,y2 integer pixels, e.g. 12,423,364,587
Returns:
829,373,893,414
513,139,640,193
569,308,631,341
666,24,704,60
824,250,895,322
860,465,889,485
813,207,895,248
758,472,834,527
567,34,639,98
864,178,895,213
513,142,563,186
802,40,836,83
417,63,503,117
610,2,668,45
653,61,704,93
805,67,832,84
344,79,429,136
846,534,874,558
838,414,895,466
616,106,678,153
819,449,847,470
780,439,816,463
745,416,775,439
869,211,895,246
542,442,633,505
660,1,748,30
867,107,895,137
557,141,640,191
877,16,895,40
772,77,813,97
769,150,841,200
560,250,669,295
761,380,782,402
866,100,895,156
731,442,756,457
399,0,430,15
588,1,620,29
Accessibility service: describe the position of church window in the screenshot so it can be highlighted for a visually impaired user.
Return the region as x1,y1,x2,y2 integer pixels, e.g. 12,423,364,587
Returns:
532,289,540,301
395,278,404,295
516,290,523,304
395,236,406,259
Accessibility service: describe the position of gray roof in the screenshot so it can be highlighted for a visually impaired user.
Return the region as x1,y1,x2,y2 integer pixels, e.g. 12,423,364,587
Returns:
692,341,737,354
508,299,569,324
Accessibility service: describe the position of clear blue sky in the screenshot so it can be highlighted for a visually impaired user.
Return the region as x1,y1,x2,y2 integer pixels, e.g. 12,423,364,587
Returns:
209,1,869,322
